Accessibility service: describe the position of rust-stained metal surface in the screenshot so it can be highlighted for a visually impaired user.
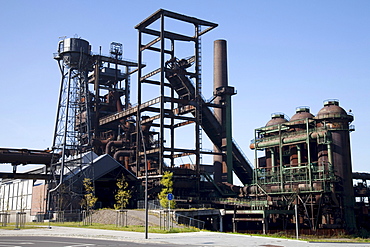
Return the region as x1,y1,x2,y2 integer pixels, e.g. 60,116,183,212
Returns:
246,100,357,233
0,9,363,235
0,148,54,165
0,172,51,180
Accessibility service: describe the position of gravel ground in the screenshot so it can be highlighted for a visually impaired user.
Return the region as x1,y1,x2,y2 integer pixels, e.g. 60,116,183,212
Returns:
90,209,182,228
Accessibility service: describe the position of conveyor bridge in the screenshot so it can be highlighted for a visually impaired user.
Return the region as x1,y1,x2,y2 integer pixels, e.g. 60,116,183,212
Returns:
165,62,253,184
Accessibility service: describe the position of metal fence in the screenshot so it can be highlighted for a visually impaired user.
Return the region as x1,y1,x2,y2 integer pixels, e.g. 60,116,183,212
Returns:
82,210,93,225
137,200,205,229
137,200,163,210
0,212,9,226
115,210,127,227
0,211,25,228
174,212,205,229
158,210,174,230
45,210,82,223
15,212,26,229
1,206,206,230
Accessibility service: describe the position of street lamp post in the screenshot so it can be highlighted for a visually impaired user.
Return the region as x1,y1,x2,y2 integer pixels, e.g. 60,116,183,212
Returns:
138,120,149,239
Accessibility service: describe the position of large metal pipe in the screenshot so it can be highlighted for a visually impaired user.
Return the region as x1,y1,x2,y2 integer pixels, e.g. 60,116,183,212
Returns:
113,150,134,170
213,40,228,183
0,148,54,165
113,150,134,160
105,141,124,155
250,131,329,150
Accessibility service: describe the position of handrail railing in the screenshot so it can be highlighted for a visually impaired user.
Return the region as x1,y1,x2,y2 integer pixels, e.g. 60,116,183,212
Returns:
232,138,253,166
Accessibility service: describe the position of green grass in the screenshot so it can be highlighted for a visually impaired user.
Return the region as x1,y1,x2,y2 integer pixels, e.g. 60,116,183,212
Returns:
239,232,370,243
3,221,370,243
0,224,41,230
225,230,370,243
16,221,200,234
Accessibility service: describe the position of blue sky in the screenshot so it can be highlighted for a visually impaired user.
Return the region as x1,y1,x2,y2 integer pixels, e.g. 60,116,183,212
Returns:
0,1,369,177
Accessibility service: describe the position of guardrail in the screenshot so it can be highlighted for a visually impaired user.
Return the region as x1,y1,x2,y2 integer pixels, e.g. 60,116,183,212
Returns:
174,212,205,229
137,200,206,229
233,138,253,166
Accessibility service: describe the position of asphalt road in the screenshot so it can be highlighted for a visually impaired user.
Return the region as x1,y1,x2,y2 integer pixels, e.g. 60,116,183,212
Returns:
1,226,370,247
0,236,184,247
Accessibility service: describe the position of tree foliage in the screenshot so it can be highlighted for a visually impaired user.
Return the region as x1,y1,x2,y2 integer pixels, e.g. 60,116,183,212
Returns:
158,171,176,209
114,174,132,210
81,178,97,210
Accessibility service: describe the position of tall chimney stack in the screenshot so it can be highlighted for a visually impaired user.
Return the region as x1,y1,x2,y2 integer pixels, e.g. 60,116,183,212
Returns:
213,39,228,183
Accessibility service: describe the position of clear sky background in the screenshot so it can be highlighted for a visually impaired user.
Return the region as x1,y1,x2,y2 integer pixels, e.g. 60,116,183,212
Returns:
0,1,369,178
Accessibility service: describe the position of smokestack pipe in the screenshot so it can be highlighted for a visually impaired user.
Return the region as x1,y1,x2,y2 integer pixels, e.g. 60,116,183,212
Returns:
214,39,228,89
213,39,228,183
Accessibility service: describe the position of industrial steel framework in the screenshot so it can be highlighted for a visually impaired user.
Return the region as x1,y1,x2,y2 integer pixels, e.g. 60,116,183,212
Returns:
244,103,357,233
50,38,142,211
43,10,256,207
134,9,218,191
0,10,364,234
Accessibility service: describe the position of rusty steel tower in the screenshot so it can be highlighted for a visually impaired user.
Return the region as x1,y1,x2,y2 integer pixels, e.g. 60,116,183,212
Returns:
50,37,142,211
52,38,92,160
49,37,94,212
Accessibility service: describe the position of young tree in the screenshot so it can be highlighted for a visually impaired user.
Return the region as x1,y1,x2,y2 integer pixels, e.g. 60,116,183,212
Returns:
158,171,176,209
114,174,132,210
81,178,97,210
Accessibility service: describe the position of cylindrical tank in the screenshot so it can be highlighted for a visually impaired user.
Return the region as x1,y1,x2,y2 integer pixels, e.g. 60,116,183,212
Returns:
315,99,356,230
265,113,287,169
316,100,353,178
290,107,314,124
316,99,353,126
289,107,314,165
289,145,299,165
265,148,277,169
57,38,91,68
213,39,228,183
266,113,288,127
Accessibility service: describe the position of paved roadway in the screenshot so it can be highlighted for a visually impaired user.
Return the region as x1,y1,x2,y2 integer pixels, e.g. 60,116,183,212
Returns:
0,236,178,247
1,226,370,247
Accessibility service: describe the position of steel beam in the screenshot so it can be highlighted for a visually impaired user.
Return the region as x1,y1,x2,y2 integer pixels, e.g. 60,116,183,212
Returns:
0,172,51,180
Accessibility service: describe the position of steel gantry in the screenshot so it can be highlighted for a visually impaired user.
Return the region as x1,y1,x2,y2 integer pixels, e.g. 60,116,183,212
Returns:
134,9,217,188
